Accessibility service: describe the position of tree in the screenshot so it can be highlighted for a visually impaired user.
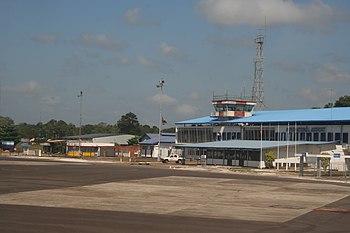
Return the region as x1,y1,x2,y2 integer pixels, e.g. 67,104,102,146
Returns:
15,122,38,140
163,127,176,133
117,112,141,135
264,151,276,169
128,136,140,145
0,116,19,143
323,103,333,108
324,95,350,108
334,95,350,107
139,124,158,135
82,122,116,135
43,119,75,139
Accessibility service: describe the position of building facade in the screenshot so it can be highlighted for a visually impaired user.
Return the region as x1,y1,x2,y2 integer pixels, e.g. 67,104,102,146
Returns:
139,133,176,158
65,134,138,157
175,97,350,168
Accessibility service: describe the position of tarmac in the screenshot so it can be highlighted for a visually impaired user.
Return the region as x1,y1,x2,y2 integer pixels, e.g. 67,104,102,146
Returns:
1,155,350,232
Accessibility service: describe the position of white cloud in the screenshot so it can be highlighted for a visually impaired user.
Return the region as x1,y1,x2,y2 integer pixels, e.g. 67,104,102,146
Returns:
189,92,199,100
124,7,159,25
40,95,61,105
103,57,132,66
79,33,126,51
160,42,187,60
300,88,335,107
138,55,158,67
176,104,199,117
3,80,41,93
197,0,344,31
301,88,319,102
32,33,57,43
315,64,350,83
151,93,177,105
118,57,132,65
160,42,177,55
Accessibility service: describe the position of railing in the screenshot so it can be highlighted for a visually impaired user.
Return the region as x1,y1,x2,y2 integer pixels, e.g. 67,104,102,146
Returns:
212,94,255,102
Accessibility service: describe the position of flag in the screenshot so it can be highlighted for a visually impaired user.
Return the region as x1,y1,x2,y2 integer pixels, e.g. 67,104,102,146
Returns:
162,117,167,125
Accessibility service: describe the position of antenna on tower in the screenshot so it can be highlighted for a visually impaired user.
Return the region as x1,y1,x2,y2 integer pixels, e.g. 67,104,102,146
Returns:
251,28,265,110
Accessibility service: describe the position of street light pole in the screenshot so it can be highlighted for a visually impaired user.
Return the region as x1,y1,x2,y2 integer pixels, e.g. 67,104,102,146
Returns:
156,80,164,161
78,91,83,157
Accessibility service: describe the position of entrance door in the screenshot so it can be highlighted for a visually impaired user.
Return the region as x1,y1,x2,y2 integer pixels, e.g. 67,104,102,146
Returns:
238,151,245,166
226,151,233,166
227,154,232,166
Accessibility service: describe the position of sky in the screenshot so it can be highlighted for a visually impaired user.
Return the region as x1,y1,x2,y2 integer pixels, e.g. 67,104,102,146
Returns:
1,0,350,127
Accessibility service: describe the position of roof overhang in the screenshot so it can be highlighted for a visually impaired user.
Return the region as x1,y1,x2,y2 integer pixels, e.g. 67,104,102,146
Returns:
175,140,335,150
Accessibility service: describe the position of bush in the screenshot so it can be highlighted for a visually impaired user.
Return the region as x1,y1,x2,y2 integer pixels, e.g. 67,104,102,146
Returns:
321,157,331,172
264,151,276,169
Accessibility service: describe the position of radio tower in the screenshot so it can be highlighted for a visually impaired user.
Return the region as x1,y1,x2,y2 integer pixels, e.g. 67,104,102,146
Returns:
252,32,264,110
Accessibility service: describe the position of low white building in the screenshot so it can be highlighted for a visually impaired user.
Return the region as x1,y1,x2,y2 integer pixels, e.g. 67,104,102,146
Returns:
139,133,176,159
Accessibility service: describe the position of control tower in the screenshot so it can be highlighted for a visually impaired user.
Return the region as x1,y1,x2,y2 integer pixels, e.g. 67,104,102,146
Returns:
211,32,264,119
212,94,256,119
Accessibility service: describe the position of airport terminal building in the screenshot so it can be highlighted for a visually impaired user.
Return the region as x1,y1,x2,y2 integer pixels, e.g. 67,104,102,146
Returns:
175,95,350,168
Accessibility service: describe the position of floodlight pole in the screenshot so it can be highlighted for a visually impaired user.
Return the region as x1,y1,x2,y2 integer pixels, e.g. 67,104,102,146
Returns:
156,80,164,161
78,91,83,157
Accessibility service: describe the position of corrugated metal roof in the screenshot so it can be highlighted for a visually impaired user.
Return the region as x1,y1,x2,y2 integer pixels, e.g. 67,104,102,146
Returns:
176,107,350,125
139,135,176,145
176,140,334,150
64,133,114,140
92,135,135,145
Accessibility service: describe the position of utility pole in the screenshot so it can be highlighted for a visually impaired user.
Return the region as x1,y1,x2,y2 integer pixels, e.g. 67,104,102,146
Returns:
156,80,164,161
78,91,83,157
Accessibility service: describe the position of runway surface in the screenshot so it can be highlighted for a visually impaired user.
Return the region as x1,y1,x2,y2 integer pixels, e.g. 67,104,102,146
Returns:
1,156,350,232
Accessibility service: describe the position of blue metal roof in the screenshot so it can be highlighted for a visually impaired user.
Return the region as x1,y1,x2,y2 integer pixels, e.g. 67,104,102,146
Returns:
139,135,176,145
176,140,334,150
176,107,350,125
176,116,219,125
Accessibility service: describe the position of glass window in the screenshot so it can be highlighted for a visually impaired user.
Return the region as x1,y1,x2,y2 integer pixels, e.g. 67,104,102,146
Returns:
327,132,333,141
306,133,312,141
281,132,286,141
213,133,217,141
313,133,319,141
335,133,341,142
320,133,326,141
343,133,349,143
232,132,236,139
222,132,227,141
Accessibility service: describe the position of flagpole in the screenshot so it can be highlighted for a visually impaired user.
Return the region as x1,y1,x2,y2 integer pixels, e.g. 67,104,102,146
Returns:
156,80,164,161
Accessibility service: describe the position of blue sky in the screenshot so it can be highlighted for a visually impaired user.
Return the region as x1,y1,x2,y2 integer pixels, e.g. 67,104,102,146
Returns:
1,0,350,126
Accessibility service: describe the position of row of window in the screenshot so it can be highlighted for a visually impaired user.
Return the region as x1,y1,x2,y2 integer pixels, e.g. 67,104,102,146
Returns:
177,128,213,143
206,150,260,161
177,127,349,144
214,131,349,144
213,132,241,141
214,104,254,112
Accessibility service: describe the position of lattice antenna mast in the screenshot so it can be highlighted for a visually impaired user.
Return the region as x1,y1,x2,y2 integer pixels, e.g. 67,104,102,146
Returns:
252,32,264,110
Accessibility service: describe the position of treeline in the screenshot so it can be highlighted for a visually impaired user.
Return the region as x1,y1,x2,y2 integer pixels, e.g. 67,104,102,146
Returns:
0,112,173,144
323,95,350,108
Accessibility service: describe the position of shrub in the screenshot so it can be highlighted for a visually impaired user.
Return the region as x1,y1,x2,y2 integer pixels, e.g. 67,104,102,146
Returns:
264,151,276,169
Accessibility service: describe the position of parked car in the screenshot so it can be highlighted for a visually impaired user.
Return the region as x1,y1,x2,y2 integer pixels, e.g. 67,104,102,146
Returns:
161,154,182,163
